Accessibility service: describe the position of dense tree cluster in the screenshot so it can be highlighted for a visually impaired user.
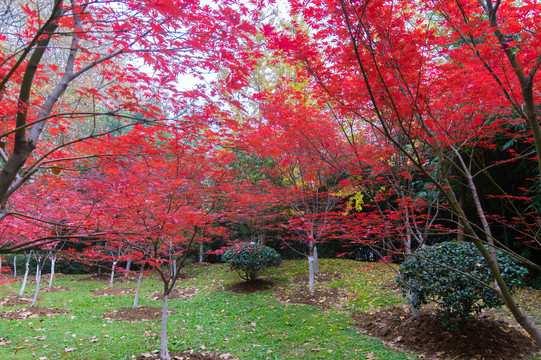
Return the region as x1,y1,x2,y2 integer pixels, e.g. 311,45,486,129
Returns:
1,0,541,356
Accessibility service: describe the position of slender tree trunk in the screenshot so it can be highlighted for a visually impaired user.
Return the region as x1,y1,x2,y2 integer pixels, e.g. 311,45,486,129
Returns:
133,271,144,310
308,256,315,293
160,294,171,360
13,254,17,278
125,258,132,278
18,253,30,296
31,261,42,308
313,244,319,275
48,258,56,288
198,243,204,263
109,260,117,288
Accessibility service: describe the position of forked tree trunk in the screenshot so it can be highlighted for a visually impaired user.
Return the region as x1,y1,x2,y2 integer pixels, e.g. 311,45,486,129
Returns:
133,270,144,310
160,294,171,360
18,252,31,296
48,258,56,288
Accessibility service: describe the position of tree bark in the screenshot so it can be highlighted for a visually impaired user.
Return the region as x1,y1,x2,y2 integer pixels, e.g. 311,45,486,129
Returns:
125,258,132,278
133,271,144,310
109,260,117,288
48,258,56,288
18,252,30,296
160,294,171,360
31,261,42,308
308,256,315,293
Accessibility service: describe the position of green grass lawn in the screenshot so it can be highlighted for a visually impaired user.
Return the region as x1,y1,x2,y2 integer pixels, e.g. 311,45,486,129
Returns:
0,259,536,359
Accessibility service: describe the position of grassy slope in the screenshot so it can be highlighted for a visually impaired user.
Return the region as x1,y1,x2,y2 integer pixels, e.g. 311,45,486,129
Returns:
3,258,527,360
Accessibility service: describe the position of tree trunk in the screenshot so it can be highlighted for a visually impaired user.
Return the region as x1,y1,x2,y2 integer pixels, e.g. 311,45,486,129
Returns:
160,294,171,360
31,261,42,307
409,291,420,318
308,256,315,293
199,243,204,263
133,271,144,310
18,253,30,296
48,258,56,288
109,260,117,288
125,258,132,278
13,254,17,278
312,244,319,275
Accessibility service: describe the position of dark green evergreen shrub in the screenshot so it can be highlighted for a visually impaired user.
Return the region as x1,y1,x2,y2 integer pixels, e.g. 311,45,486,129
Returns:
396,241,527,327
222,243,281,282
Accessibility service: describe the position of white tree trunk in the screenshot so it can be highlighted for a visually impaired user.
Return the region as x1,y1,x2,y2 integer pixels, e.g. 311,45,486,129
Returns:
198,243,204,263
48,258,56,288
31,262,42,307
308,256,315,293
313,245,319,275
109,261,118,288
125,258,132,278
13,254,17,278
18,253,30,296
160,294,171,360
133,271,143,310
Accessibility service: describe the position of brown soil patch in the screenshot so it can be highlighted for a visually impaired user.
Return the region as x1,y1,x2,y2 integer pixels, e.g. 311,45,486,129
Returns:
289,271,344,285
0,295,40,306
273,286,347,309
92,287,136,296
103,306,177,322
0,307,71,320
149,287,199,300
354,306,540,360
137,351,238,360
223,279,275,294
39,286,72,293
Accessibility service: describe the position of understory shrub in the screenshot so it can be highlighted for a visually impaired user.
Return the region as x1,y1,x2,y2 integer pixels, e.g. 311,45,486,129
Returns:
222,243,281,282
396,241,527,327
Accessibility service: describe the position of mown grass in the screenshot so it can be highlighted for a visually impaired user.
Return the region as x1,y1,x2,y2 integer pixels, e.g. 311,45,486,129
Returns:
3,258,532,359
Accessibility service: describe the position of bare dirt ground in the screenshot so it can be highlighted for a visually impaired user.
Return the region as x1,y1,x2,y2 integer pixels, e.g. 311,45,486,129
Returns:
148,287,200,300
354,305,540,360
0,307,71,320
103,306,177,322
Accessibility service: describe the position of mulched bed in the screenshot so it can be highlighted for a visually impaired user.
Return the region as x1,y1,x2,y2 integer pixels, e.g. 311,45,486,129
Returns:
149,287,200,300
0,295,39,306
92,287,136,296
223,279,275,294
353,305,540,360
273,286,347,309
0,307,71,320
137,350,238,359
103,306,177,322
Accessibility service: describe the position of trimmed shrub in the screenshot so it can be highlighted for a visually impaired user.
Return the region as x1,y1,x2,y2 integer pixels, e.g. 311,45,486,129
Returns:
396,241,527,327
222,243,281,282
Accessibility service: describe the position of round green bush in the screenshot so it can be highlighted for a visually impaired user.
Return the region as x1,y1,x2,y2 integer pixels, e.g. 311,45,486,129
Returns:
396,241,527,326
222,243,281,282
